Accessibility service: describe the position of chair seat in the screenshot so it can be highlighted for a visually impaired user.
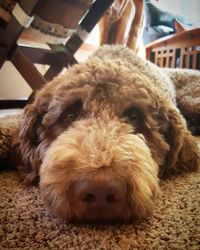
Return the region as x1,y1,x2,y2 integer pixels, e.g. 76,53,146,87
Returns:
0,0,93,43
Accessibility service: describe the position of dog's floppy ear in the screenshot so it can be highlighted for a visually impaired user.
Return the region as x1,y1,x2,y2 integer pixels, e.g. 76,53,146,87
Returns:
14,100,48,184
11,83,57,185
162,107,199,176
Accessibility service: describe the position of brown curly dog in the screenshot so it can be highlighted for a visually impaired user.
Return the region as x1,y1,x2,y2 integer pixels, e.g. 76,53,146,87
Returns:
11,45,199,223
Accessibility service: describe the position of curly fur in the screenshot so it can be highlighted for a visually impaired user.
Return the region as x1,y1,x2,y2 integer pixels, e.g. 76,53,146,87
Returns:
11,45,199,223
164,68,200,135
0,114,20,165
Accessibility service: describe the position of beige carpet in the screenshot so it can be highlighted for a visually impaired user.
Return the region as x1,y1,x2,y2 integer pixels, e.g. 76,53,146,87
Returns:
1,167,200,250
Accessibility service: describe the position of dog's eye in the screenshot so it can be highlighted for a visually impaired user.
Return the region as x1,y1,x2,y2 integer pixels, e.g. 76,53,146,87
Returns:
65,100,82,123
59,99,82,126
67,113,77,122
122,107,141,124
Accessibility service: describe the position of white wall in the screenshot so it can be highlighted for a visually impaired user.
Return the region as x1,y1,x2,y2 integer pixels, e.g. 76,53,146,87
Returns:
0,61,32,99
153,0,200,26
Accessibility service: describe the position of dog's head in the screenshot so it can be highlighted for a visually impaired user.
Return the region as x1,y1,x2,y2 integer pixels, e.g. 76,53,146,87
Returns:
17,46,199,223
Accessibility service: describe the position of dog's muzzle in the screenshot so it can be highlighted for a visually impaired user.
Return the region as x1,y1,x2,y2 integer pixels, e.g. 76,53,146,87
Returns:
40,118,159,222
72,176,127,222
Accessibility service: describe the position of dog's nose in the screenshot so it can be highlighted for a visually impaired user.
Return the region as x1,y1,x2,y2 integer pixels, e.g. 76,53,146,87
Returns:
73,177,127,221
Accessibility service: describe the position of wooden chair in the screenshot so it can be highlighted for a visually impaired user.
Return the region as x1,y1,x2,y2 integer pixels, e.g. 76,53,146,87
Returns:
145,28,200,69
99,0,144,52
0,0,114,109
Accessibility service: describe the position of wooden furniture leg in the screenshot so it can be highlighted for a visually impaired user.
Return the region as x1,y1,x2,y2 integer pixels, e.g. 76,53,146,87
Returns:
45,0,114,81
0,0,42,67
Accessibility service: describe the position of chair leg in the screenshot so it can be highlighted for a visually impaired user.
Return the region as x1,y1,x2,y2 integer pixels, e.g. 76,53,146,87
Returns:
0,0,42,68
45,0,114,81
44,43,78,81
11,47,47,90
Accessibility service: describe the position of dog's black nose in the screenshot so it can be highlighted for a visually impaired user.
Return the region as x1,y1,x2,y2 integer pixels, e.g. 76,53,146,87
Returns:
73,177,127,222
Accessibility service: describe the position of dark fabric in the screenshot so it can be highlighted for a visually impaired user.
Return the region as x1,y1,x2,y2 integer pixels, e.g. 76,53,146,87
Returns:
146,1,175,28
143,1,177,44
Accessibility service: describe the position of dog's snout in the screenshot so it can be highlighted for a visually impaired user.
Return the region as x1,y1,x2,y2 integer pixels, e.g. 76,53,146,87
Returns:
80,186,120,206
82,192,117,205
73,177,127,221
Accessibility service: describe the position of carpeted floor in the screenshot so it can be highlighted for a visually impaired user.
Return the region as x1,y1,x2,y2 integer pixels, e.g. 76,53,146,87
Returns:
1,166,200,249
